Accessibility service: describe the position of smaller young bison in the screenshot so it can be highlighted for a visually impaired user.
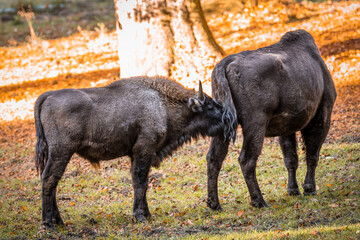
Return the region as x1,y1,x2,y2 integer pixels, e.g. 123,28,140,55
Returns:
35,76,231,229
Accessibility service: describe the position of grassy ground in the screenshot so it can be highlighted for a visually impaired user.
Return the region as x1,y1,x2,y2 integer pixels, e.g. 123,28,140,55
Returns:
0,139,359,239
0,0,359,239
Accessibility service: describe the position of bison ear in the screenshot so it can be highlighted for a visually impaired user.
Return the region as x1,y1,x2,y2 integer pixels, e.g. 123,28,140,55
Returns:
197,81,204,101
188,97,203,113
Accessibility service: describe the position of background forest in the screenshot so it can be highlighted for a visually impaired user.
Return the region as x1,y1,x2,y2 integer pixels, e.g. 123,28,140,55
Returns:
0,0,359,239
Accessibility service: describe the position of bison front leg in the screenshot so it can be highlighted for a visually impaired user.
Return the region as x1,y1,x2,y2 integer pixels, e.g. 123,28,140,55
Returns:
206,135,230,210
279,134,301,196
238,124,268,208
130,151,153,222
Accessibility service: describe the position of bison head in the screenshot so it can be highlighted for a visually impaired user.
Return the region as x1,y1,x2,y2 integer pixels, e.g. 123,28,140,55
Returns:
187,81,224,136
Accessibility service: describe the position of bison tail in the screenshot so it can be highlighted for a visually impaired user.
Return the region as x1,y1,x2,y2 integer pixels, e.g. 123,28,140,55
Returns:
212,57,238,142
34,93,49,177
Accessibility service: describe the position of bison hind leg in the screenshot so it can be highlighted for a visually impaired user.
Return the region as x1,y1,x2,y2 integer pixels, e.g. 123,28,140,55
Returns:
52,192,64,225
41,149,73,230
279,134,301,196
301,100,332,196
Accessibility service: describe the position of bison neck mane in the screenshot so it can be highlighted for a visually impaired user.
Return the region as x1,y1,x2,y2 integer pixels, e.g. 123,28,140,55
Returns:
142,76,195,101
153,113,221,168
110,76,195,103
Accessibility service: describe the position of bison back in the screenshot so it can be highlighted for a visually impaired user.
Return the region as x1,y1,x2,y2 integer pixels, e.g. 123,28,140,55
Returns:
218,30,335,136
39,83,168,162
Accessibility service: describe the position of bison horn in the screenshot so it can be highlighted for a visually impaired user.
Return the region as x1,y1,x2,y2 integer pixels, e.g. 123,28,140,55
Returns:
197,81,204,101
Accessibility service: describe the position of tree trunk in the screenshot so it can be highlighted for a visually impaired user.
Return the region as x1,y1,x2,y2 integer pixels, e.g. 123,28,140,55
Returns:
113,0,225,90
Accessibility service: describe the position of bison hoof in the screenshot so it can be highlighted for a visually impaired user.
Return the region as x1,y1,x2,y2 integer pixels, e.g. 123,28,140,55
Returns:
287,188,301,196
133,214,147,223
303,184,317,196
53,217,64,226
250,200,269,208
207,201,222,211
144,210,152,218
303,190,317,196
40,222,56,231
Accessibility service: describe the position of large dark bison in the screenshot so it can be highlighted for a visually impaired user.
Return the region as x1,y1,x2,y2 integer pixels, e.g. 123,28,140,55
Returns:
206,30,337,209
34,76,230,229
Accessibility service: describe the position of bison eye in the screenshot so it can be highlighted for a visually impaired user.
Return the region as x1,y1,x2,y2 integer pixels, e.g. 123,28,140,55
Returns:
207,104,213,110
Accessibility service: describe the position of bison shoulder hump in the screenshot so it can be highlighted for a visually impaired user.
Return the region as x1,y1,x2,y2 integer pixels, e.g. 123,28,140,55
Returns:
280,29,315,46
112,76,195,103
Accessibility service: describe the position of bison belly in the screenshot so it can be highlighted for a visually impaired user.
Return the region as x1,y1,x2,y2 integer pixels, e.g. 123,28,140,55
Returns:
76,140,133,162
265,108,314,137
76,121,141,162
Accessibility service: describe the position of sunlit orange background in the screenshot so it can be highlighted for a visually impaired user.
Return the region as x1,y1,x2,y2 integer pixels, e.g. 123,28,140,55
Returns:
0,0,359,143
